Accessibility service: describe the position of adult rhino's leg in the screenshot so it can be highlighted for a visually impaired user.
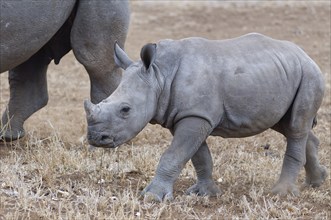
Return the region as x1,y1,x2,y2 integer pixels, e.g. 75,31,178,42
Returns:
186,141,221,196
1,49,50,141
71,0,130,103
141,117,212,202
304,131,327,187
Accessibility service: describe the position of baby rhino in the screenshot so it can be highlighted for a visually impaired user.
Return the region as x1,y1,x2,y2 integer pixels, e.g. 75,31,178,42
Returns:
84,33,326,201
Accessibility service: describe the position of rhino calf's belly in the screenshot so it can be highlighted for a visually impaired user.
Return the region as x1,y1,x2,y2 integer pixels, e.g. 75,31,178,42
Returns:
212,118,276,138
211,103,289,138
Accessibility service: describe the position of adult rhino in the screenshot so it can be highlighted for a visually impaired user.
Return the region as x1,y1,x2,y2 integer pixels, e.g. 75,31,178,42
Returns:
0,0,130,141
84,33,327,201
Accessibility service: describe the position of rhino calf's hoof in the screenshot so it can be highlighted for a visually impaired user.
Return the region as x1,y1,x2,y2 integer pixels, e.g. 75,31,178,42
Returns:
141,180,174,202
143,192,173,203
305,165,328,188
186,180,222,196
271,182,299,196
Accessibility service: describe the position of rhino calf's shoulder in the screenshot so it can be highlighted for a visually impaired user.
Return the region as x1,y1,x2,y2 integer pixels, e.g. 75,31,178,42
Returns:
84,33,326,201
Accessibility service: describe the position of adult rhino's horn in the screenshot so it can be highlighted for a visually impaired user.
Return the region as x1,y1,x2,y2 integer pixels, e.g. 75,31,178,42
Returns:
84,99,97,119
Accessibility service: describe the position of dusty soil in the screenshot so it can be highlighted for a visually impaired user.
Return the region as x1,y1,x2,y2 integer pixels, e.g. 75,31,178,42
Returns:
1,1,330,219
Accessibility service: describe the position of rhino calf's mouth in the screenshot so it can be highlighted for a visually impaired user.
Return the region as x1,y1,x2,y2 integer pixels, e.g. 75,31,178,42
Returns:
87,130,116,148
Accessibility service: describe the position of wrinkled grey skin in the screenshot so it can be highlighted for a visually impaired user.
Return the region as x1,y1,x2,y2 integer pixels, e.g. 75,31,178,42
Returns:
85,33,327,201
0,0,130,141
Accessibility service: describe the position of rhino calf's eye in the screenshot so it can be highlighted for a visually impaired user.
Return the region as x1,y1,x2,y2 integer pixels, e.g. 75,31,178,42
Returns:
120,106,131,114
118,104,132,118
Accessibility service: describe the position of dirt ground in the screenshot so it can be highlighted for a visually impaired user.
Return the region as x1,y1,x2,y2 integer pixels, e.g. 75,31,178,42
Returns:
1,1,330,219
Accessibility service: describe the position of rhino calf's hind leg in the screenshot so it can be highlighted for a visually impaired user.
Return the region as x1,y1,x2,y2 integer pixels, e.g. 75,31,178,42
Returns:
304,131,327,187
272,63,325,195
272,136,307,196
186,141,221,196
1,49,49,141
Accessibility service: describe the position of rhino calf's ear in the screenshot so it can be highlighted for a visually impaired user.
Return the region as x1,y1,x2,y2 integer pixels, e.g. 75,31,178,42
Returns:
114,42,133,70
140,43,156,70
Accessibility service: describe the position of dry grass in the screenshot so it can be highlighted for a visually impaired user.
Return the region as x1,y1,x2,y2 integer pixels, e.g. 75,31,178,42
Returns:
1,1,330,219
1,124,330,219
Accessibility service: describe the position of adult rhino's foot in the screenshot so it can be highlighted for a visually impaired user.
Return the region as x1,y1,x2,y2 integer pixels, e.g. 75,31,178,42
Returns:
186,180,221,196
141,179,173,202
305,165,327,188
271,181,299,196
0,124,25,141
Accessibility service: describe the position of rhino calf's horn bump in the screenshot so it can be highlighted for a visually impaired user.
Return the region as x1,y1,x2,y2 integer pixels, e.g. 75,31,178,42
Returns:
84,99,96,118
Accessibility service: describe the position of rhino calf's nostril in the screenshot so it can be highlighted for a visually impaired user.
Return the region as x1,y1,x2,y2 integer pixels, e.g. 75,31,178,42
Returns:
101,135,110,141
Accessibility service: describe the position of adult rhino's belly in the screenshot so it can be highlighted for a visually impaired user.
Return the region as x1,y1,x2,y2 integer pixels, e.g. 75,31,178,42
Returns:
0,0,76,72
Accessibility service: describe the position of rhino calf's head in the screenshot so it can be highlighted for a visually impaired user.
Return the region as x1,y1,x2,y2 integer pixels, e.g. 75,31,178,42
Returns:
84,43,159,148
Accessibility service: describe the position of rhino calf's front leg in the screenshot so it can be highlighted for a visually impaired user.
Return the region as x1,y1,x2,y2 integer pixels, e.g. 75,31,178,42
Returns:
186,141,221,196
142,117,212,202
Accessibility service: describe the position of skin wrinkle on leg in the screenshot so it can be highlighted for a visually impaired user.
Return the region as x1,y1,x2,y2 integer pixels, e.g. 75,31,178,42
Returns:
285,147,306,165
